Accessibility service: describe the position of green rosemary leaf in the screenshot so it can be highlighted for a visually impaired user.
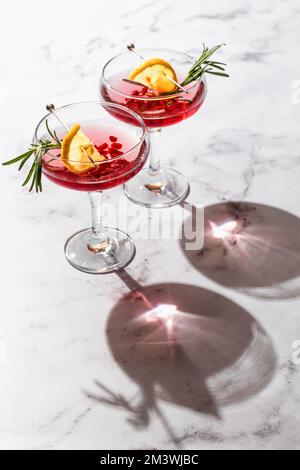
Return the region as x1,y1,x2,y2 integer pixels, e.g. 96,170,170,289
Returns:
29,162,38,192
35,164,41,193
202,44,223,61
53,130,60,144
22,160,36,187
207,61,227,65
205,63,226,71
2,149,35,166
18,152,33,171
46,119,60,145
205,71,230,77
39,174,43,192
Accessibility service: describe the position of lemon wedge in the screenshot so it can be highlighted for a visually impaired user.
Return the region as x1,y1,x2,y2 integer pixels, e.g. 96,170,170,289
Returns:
61,124,105,173
128,58,178,93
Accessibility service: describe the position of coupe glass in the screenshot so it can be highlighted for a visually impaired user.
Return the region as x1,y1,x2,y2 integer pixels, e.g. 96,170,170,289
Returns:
100,48,207,208
35,101,149,274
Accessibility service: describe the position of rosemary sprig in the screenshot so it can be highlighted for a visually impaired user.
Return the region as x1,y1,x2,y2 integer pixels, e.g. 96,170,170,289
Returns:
2,120,61,193
181,44,229,87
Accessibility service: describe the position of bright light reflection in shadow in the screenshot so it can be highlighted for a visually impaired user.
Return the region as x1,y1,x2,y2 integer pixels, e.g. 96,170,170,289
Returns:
144,304,177,322
209,220,238,242
143,304,177,347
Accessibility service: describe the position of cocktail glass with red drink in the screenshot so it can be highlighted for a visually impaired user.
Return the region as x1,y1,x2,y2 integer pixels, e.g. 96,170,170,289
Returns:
35,101,149,274
100,48,207,208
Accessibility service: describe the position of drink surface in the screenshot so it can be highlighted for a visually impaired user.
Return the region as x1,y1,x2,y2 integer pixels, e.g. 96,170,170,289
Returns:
100,71,206,128
42,125,147,191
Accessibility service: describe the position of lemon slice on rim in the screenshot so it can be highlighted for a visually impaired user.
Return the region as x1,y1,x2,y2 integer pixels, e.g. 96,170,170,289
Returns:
128,58,178,93
61,124,105,173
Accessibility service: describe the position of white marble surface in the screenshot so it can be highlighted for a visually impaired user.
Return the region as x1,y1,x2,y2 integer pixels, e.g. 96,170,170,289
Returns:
1,0,300,450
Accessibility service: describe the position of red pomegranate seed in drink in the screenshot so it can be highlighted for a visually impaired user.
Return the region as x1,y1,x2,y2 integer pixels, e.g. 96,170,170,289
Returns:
97,142,108,150
109,136,118,142
111,142,122,150
109,148,123,157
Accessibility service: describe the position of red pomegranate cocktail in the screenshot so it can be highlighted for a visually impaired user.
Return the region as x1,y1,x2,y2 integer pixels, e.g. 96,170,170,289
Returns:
100,48,208,208
33,101,149,274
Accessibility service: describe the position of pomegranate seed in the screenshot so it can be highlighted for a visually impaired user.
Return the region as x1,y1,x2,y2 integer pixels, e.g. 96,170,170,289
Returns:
109,136,118,142
109,149,123,157
111,142,122,150
97,142,108,150
131,90,140,96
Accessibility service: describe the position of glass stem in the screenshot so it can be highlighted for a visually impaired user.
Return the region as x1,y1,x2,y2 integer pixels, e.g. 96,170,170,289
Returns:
88,191,108,252
149,128,162,175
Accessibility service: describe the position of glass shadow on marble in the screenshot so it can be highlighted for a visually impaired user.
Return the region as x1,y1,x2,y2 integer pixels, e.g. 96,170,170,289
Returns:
35,101,149,274
86,275,276,445
180,201,300,300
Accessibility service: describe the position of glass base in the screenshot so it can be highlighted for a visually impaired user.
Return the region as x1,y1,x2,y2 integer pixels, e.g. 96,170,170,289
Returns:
64,227,136,274
123,167,190,208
